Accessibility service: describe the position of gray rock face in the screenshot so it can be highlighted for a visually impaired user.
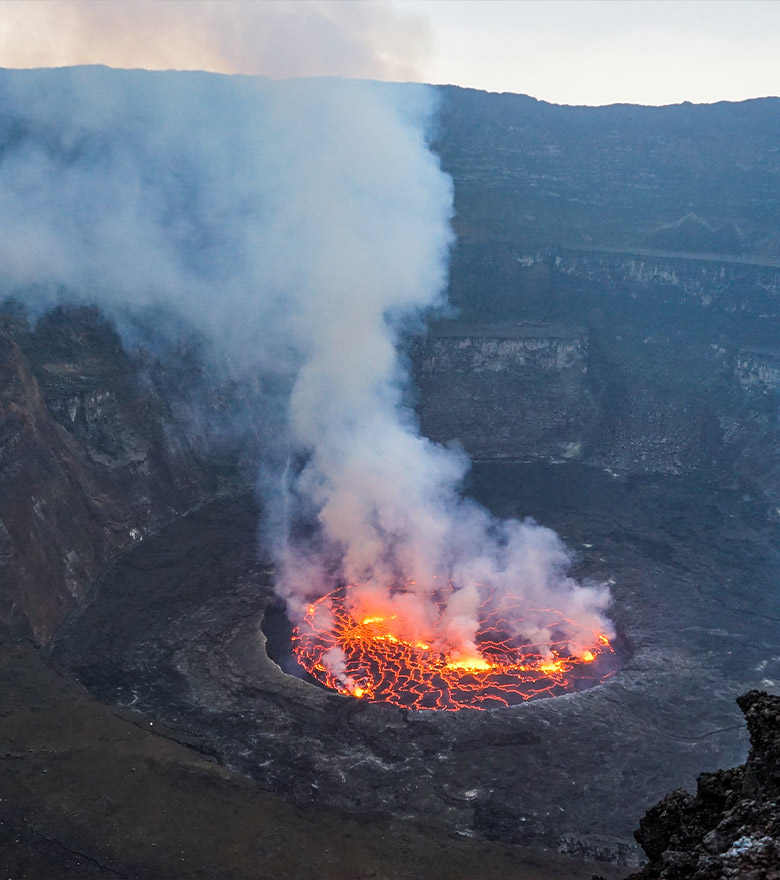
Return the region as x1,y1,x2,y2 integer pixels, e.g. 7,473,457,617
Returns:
414,246,780,509
413,324,593,460
627,691,780,880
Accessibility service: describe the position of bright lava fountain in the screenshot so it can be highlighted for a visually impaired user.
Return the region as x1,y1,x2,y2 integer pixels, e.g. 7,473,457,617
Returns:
293,583,616,711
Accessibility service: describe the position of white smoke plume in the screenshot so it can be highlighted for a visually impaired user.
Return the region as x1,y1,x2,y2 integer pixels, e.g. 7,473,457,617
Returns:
0,66,612,671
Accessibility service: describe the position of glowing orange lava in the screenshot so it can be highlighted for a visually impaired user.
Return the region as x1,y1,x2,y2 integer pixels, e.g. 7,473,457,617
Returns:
293,585,616,711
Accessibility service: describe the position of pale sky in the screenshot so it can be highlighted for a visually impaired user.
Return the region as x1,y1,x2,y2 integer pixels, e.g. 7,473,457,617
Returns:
0,0,777,106
398,0,780,105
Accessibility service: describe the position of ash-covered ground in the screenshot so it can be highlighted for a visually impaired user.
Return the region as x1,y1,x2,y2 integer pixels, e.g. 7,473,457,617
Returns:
51,462,780,869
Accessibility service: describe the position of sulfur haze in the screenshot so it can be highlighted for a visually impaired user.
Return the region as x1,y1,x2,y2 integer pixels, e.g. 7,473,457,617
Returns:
0,66,613,680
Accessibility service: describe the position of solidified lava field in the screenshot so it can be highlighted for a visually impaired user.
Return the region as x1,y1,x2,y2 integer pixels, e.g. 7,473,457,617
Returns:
51,462,780,867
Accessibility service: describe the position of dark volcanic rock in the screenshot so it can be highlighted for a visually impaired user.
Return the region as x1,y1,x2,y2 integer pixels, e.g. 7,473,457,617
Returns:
627,691,780,880
643,214,745,255
739,690,780,802
411,249,780,508
412,323,594,461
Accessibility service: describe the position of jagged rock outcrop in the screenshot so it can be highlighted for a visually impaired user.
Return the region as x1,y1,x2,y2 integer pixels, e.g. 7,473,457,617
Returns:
626,691,780,880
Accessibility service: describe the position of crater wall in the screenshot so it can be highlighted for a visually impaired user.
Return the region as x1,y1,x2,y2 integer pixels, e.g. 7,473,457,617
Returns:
415,247,780,510
0,306,257,643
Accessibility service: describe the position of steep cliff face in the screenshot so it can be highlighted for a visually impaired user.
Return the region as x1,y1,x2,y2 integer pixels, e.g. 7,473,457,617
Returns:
554,249,780,321
415,245,780,509
0,305,256,644
426,90,780,498
413,324,593,460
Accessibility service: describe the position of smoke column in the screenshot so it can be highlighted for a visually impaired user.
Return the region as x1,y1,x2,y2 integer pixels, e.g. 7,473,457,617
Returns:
0,66,613,681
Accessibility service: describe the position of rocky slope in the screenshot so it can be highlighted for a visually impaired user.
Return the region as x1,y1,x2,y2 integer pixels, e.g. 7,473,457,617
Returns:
0,304,259,644
626,691,780,880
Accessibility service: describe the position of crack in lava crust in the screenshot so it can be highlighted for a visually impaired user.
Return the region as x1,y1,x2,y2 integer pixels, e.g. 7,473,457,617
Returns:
293,586,616,711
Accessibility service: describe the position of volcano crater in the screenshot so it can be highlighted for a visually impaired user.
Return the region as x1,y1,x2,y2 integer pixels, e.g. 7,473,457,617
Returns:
49,462,780,867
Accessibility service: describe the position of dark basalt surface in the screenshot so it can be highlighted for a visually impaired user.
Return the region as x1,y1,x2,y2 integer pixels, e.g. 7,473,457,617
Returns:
51,464,780,868
1,619,599,880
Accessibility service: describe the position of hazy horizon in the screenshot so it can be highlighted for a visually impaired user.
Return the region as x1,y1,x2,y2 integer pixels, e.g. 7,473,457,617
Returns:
0,1,777,108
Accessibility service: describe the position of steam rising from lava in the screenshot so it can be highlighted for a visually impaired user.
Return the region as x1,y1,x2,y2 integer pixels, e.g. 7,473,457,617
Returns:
0,67,614,699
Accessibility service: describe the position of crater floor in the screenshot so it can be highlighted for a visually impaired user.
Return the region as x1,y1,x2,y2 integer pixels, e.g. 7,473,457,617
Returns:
51,463,780,868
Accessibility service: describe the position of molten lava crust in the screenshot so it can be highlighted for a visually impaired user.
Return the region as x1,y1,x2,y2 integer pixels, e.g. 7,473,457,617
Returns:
294,585,615,710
